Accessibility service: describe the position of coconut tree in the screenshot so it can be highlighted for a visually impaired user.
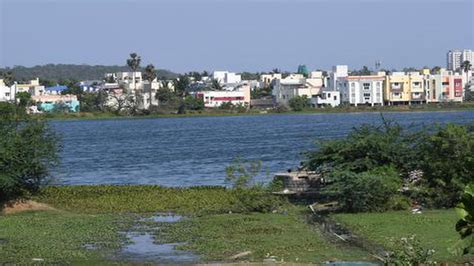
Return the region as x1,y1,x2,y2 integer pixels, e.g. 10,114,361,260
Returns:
143,64,157,109
461,61,473,100
126,53,141,107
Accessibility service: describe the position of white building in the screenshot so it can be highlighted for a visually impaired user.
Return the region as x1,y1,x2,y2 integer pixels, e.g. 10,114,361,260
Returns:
328,65,348,90
311,91,341,107
272,74,323,106
338,74,385,106
447,49,473,71
193,84,251,108
260,73,282,88
212,71,241,84
0,79,13,102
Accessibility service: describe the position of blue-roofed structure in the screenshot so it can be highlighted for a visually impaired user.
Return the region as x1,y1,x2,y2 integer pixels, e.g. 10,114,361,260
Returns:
45,85,69,94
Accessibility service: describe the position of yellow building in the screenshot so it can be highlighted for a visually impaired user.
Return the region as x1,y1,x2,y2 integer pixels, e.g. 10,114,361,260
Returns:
384,72,425,105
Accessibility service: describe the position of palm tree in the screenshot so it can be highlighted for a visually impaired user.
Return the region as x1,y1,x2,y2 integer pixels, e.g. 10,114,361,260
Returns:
126,52,141,89
210,79,222,91
143,64,157,109
461,60,472,99
126,53,141,107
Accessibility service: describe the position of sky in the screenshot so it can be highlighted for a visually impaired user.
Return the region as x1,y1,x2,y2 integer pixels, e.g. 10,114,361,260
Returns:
0,0,473,73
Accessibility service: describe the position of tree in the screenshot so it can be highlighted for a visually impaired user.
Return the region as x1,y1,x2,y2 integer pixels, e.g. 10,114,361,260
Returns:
0,71,15,87
184,95,204,110
15,92,32,107
0,103,60,204
272,68,281,74
126,53,141,104
225,157,263,189
431,66,441,74
173,75,190,97
210,79,222,90
288,95,310,111
461,60,472,99
143,64,157,109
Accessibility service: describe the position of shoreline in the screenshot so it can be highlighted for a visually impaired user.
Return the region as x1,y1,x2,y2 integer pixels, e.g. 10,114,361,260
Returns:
42,103,474,122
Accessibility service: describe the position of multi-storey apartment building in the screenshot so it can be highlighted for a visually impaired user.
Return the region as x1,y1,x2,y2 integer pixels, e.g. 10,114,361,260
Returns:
447,49,473,71
260,73,282,88
338,74,385,106
193,84,251,108
424,69,464,103
384,72,425,105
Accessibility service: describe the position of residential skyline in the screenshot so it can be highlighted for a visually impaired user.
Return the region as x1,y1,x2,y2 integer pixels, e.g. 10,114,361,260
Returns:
1,0,473,72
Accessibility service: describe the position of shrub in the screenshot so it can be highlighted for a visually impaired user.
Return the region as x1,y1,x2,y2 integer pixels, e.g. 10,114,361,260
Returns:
288,95,310,111
325,166,401,212
385,235,436,265
231,188,286,213
0,103,60,204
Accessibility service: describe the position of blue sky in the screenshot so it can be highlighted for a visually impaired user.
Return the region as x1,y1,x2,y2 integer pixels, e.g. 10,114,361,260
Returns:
0,0,473,73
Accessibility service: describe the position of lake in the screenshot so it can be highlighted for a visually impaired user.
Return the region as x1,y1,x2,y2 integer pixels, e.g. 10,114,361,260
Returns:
51,111,474,186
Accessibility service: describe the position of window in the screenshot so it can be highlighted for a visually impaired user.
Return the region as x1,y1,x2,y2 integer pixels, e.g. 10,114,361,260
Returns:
363,83,370,90
363,93,371,97
5,92,9,96
333,95,337,100
442,82,449,85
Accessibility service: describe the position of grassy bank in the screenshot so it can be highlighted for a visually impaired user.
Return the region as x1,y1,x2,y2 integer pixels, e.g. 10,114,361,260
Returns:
39,102,474,121
1,185,470,264
2,185,371,264
332,210,473,263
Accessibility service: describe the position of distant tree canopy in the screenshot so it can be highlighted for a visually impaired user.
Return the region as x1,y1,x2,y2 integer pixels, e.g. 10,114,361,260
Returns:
0,64,178,82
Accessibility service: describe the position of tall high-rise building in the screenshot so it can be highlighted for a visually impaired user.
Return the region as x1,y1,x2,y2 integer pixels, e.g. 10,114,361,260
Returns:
447,49,473,70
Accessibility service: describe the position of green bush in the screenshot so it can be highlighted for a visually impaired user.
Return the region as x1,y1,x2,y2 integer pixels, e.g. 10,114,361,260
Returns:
288,95,310,111
326,166,402,212
304,119,474,209
0,103,60,204
231,188,286,213
385,195,411,211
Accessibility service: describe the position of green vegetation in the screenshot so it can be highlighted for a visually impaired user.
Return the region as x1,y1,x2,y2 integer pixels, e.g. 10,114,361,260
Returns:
35,185,287,215
332,210,473,263
0,64,177,82
288,95,310,111
453,184,474,255
2,186,368,264
0,103,60,204
0,211,123,264
163,209,369,262
304,120,474,210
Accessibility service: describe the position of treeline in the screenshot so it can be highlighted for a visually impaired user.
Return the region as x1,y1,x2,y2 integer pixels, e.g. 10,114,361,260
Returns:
0,64,178,82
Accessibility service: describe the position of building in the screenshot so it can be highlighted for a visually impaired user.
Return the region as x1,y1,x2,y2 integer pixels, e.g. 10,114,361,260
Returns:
32,94,80,112
45,85,69,95
212,71,242,84
424,69,464,103
447,49,473,71
384,72,425,105
310,91,341,107
259,73,282,88
193,84,251,108
338,74,385,106
0,79,13,102
272,74,323,106
328,65,349,90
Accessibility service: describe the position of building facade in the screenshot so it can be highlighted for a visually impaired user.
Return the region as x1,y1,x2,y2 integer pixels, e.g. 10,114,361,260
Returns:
194,85,251,108
338,75,384,106
425,69,464,103
384,72,425,105
32,94,80,112
447,49,473,71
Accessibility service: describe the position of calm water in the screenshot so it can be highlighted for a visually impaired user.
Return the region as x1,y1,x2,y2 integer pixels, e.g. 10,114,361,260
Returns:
51,111,473,186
